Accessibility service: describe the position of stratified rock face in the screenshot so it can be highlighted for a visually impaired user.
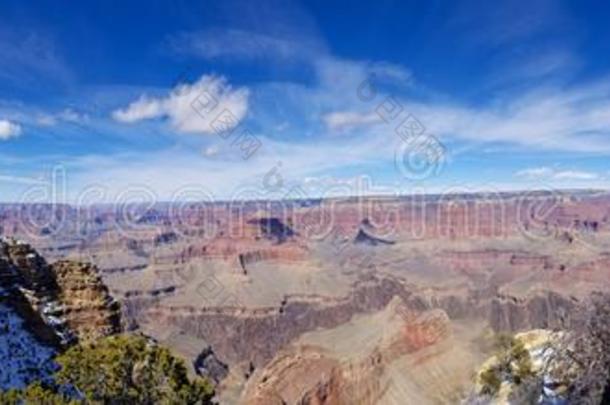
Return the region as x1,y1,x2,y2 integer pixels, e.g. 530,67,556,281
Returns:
1,239,58,299
0,237,123,390
0,240,60,390
144,276,411,367
240,297,455,405
52,260,122,342
0,238,63,347
488,292,577,332
1,238,122,343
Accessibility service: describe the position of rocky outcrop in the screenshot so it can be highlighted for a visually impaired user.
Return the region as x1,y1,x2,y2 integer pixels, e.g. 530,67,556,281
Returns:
0,238,122,390
153,231,179,246
353,218,395,246
247,217,295,244
353,228,395,246
240,297,453,404
237,246,306,274
0,242,60,390
193,346,229,384
489,292,577,332
52,260,122,342
468,329,566,404
1,238,122,344
2,239,59,300
1,238,67,345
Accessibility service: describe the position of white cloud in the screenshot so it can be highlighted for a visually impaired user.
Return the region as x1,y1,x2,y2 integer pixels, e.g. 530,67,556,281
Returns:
515,167,554,178
113,95,163,123
0,119,21,140
322,111,382,132
301,175,382,195
58,108,88,123
553,170,599,180
202,145,220,157
314,57,411,92
112,75,249,135
369,61,413,84
515,166,599,181
35,114,57,127
36,108,88,126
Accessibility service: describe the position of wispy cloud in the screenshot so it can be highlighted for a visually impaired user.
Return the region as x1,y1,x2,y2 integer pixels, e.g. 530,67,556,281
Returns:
515,166,600,181
167,28,324,63
0,27,73,87
36,108,89,127
511,49,579,80
165,0,328,65
53,122,397,201
515,167,554,178
322,111,382,132
326,77,610,153
553,170,599,180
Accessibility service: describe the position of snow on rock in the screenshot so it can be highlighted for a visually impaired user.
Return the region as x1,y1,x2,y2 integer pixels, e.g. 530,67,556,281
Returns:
0,302,57,390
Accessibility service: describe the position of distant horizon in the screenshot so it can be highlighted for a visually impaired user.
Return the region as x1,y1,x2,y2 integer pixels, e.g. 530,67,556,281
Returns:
0,187,606,207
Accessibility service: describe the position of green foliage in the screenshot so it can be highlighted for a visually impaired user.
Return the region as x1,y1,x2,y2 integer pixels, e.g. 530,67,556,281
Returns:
479,333,535,396
55,334,214,404
479,368,501,395
0,381,77,404
0,335,214,405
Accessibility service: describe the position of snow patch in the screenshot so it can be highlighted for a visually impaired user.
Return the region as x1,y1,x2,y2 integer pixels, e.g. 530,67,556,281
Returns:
0,303,57,390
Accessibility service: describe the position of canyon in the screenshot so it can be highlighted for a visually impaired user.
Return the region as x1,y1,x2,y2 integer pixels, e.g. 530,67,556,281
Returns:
1,190,609,403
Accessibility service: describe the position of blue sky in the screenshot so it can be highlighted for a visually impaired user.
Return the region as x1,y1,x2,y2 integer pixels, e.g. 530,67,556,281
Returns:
1,0,610,202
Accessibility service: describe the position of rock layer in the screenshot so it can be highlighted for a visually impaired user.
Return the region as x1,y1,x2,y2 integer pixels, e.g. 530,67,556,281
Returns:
52,260,122,342
0,238,122,390
240,297,456,404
